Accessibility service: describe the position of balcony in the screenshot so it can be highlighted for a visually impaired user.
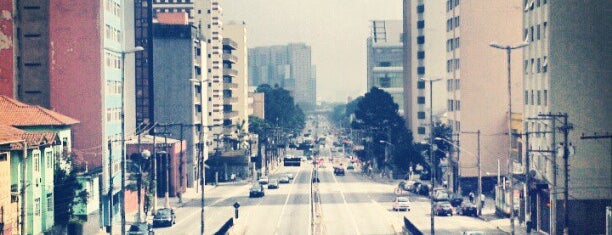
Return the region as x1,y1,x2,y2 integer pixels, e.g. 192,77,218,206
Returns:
223,82,238,90
223,68,238,77
223,97,238,104
224,111,239,118
222,54,238,64
222,38,238,50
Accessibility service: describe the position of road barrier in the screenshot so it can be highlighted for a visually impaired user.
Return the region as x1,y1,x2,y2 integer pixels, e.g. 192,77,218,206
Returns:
214,217,234,235
402,217,423,235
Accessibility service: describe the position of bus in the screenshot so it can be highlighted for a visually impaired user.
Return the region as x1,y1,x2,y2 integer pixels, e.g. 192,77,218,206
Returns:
284,156,301,167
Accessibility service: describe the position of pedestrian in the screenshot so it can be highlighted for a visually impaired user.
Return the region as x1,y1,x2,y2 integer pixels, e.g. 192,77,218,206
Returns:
177,191,183,205
480,193,486,209
469,191,475,203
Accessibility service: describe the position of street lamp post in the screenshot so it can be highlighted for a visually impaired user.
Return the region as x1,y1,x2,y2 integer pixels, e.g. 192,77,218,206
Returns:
489,41,528,235
420,77,442,235
105,46,143,234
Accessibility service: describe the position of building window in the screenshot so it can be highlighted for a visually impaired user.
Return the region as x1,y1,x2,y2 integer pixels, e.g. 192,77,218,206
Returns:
456,101,461,110
418,127,426,135
417,96,425,104
46,151,52,168
525,91,529,105
543,22,548,39
542,56,548,73
417,66,425,75
417,51,425,59
417,36,425,44
536,24,541,40
379,61,391,67
537,90,541,105
537,58,541,73
455,16,460,27
543,90,548,106
524,60,529,74
417,5,424,13
35,198,40,216
418,112,426,119
417,20,425,29
530,26,534,42
417,81,425,89
530,90,534,105
47,194,53,211
34,153,40,172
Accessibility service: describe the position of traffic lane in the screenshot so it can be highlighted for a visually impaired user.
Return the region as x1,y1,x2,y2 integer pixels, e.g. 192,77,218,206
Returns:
317,167,361,235
153,183,252,235
275,165,312,235
333,168,398,235
241,165,310,235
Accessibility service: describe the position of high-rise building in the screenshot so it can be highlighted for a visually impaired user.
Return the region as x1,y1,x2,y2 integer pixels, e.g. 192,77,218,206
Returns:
46,0,137,228
248,43,316,110
154,0,225,149
402,0,446,143
223,22,249,135
152,14,206,189
134,0,154,126
368,20,404,115
522,1,612,234
444,0,523,189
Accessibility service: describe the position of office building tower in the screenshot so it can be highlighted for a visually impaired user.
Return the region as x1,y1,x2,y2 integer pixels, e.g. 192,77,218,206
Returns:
368,20,404,115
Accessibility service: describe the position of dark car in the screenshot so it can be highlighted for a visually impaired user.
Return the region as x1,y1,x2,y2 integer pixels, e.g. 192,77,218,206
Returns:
249,185,265,198
457,202,478,217
153,208,176,227
128,223,154,235
334,167,345,176
434,202,453,216
417,184,430,196
449,194,464,207
268,179,279,189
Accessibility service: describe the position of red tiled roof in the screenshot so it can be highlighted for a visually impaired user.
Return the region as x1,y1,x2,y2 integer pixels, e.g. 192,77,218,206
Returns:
155,12,189,25
0,124,25,145
0,95,79,126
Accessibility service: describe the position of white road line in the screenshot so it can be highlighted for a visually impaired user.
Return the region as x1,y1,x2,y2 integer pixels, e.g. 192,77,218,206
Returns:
174,184,250,228
332,171,362,235
275,167,301,229
308,167,313,235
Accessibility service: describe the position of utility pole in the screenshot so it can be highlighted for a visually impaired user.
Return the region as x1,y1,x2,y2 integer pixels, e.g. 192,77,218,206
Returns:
200,123,206,235
559,114,573,235
107,140,113,235
20,141,27,235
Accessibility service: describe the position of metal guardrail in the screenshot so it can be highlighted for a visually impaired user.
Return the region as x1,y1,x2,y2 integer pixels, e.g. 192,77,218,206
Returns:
214,217,234,235
403,216,423,235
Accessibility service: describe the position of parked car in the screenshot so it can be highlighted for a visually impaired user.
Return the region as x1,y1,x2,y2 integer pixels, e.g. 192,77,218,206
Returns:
433,190,450,202
457,202,478,217
128,223,154,235
258,176,269,185
417,184,430,196
249,185,265,198
279,176,290,183
347,164,355,170
449,193,464,207
392,196,411,211
152,208,176,227
411,182,422,193
268,179,279,189
333,167,345,176
433,202,453,216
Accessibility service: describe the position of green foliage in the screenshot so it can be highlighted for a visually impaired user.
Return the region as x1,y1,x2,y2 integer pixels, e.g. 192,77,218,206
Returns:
255,84,305,134
54,154,88,226
350,87,424,172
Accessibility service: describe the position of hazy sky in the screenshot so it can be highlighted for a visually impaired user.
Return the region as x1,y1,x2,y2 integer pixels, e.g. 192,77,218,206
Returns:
222,0,402,103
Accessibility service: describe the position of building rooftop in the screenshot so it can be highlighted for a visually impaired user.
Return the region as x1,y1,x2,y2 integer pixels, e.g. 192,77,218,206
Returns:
0,95,79,127
0,124,25,145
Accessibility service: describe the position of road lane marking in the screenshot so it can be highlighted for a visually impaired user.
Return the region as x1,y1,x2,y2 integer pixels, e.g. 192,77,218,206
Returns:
308,166,313,235
331,170,362,235
173,184,250,228
275,167,301,229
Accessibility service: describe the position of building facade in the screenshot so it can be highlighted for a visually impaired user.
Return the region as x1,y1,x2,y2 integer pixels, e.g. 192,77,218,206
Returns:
248,43,317,111
0,0,15,98
443,0,523,192
368,20,404,116
0,125,23,235
223,22,250,137
152,18,207,188
522,0,612,234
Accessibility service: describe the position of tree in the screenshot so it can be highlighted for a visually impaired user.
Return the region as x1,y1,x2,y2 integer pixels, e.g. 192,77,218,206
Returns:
431,122,453,181
255,84,305,134
54,153,88,228
350,87,423,174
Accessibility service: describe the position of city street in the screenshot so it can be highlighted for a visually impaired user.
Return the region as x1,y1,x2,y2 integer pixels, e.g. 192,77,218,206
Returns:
147,155,512,235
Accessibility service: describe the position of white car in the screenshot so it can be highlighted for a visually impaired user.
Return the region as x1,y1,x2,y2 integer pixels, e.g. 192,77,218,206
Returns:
286,173,294,180
393,196,411,211
258,177,269,185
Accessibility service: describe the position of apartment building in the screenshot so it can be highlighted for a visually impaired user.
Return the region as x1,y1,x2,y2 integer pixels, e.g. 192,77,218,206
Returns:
402,0,446,143
223,22,249,136
152,15,207,188
153,0,225,150
134,0,154,126
367,20,404,116
522,0,612,234
248,43,317,111
444,0,523,191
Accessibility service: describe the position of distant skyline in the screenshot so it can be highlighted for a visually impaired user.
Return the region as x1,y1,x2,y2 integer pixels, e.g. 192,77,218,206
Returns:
223,0,402,103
